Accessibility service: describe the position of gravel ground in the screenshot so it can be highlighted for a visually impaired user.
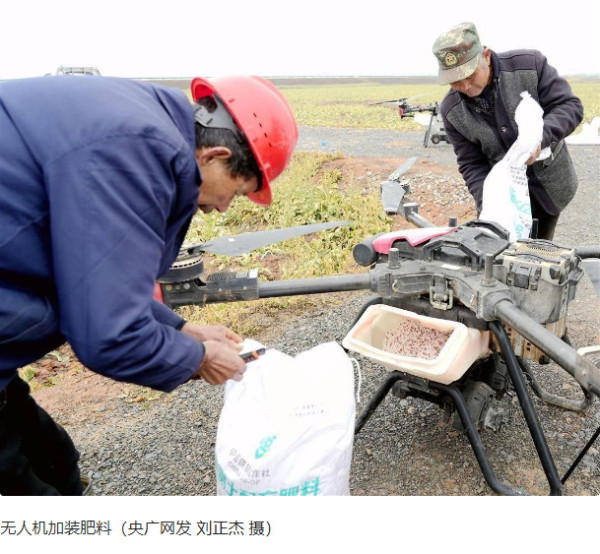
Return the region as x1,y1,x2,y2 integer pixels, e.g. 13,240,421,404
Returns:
37,128,600,496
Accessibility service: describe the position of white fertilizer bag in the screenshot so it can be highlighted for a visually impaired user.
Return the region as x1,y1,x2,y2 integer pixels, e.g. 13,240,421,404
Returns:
215,341,356,496
480,92,551,242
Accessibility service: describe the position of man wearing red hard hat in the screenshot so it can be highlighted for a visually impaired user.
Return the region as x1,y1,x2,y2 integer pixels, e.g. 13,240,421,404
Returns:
0,74,298,495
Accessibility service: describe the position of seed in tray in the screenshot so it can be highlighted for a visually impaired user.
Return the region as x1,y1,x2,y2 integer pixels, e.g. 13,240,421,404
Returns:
382,320,452,360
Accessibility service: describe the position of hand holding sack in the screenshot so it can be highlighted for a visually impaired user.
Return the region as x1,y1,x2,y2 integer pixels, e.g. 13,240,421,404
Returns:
480,92,551,241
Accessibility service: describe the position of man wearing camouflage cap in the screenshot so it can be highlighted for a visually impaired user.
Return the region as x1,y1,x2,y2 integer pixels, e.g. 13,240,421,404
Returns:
432,22,583,239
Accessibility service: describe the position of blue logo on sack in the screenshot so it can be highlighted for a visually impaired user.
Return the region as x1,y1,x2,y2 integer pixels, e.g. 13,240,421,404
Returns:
255,435,277,459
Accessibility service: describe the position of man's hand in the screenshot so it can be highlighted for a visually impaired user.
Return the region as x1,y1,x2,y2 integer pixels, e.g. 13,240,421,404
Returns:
180,322,242,348
180,323,246,385
194,340,246,385
526,144,542,165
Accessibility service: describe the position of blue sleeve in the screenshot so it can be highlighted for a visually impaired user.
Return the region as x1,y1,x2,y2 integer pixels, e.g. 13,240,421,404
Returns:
45,135,203,392
151,299,185,329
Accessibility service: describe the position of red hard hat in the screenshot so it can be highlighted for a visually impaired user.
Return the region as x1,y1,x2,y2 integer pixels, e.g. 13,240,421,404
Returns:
191,75,298,206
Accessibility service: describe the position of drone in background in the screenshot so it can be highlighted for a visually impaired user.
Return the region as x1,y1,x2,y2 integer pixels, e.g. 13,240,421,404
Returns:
371,98,449,147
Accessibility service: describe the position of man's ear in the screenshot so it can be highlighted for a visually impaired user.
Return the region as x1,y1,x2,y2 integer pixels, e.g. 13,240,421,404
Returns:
482,48,492,65
195,146,232,167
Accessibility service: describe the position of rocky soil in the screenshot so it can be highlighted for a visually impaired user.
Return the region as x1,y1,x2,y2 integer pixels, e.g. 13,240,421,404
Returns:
32,128,600,496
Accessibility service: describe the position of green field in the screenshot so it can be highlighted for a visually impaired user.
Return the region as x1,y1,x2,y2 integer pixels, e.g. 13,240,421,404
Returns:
276,79,600,130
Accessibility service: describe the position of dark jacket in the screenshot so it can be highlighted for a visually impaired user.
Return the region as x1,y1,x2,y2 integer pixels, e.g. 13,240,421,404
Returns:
0,76,204,392
440,49,583,213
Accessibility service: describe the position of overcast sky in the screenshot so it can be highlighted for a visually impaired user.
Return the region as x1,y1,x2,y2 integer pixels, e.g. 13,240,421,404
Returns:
2,0,599,79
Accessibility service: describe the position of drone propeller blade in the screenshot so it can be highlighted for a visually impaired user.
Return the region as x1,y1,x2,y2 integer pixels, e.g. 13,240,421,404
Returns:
582,259,600,297
369,98,407,106
381,181,408,215
380,157,417,215
405,94,427,103
197,221,351,256
387,157,417,181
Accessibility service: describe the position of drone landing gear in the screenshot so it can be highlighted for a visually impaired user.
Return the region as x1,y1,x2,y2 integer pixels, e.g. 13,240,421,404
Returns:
519,357,592,412
423,111,448,147
351,310,594,495
355,369,560,495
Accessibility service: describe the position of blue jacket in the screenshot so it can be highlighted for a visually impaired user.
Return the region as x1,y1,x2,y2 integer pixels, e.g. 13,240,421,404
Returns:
0,76,205,392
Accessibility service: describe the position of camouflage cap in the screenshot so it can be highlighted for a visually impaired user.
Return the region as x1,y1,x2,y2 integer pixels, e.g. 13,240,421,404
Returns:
432,22,482,85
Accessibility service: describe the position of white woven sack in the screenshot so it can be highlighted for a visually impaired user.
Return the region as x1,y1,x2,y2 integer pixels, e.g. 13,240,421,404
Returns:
480,157,532,241
480,92,550,241
215,341,355,496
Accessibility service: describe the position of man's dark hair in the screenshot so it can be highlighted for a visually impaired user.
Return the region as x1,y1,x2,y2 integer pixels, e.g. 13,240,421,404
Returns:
194,100,262,189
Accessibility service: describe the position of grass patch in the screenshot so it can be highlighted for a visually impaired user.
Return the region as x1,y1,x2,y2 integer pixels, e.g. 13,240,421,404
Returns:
179,151,390,336
120,385,164,406
570,81,600,126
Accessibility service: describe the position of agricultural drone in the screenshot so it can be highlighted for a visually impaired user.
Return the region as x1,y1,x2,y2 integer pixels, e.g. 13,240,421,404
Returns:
155,164,600,496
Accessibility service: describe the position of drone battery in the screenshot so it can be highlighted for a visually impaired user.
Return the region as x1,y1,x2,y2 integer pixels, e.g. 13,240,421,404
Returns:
343,305,490,384
499,318,567,362
494,240,582,324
